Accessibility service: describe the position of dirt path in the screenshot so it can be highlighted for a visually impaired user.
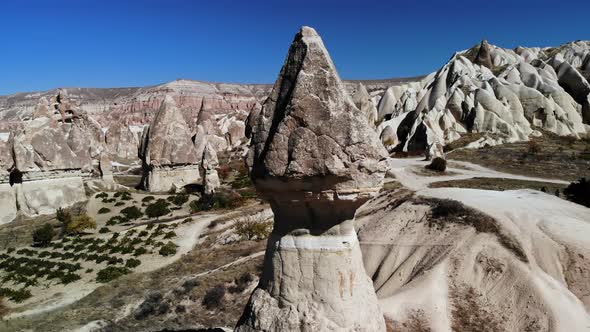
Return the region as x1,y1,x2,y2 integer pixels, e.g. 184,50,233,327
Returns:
387,157,569,191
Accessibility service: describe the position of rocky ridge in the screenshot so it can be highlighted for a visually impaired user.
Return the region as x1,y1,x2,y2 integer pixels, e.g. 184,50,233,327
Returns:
376,40,590,157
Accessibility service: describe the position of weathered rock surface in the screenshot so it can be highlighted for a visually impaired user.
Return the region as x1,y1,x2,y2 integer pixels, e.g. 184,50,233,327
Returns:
237,26,386,332
377,40,590,155
0,93,102,221
139,95,202,192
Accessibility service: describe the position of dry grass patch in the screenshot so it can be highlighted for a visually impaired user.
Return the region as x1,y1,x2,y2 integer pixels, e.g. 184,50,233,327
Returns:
429,177,567,194
450,284,504,332
448,131,590,181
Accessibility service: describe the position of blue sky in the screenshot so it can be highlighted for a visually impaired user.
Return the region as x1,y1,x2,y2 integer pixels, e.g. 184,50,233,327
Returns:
1,0,588,95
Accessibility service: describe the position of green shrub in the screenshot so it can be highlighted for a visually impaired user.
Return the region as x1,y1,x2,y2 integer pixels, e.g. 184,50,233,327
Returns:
170,194,189,206
189,190,244,213
114,202,125,207
133,247,147,256
98,207,111,214
163,231,176,239
145,199,171,219
33,224,55,247
235,218,272,241
99,227,110,234
60,273,81,284
425,157,447,172
96,266,131,283
158,242,177,256
125,258,141,268
142,196,155,203
95,192,108,199
66,214,97,234
121,206,143,220
6,248,15,254
0,288,32,303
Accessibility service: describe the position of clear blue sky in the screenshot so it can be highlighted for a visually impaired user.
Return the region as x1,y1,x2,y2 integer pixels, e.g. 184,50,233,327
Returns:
1,0,588,95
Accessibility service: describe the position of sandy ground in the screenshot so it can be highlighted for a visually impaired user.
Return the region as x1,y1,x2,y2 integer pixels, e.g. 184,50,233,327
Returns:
374,157,590,331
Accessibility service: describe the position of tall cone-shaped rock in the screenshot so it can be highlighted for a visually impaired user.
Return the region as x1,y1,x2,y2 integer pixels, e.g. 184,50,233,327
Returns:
139,95,201,192
237,26,386,332
474,39,493,69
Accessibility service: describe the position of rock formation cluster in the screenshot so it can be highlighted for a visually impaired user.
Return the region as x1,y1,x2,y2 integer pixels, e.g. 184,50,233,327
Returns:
376,40,590,156
139,95,220,193
0,92,94,224
236,26,386,332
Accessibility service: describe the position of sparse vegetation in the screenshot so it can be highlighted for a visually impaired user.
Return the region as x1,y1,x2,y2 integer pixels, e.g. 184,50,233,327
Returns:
98,207,111,214
145,199,171,220
202,284,226,309
142,196,155,203
170,194,189,206
158,242,177,256
234,217,272,241
96,266,131,283
425,157,447,172
190,189,244,213
32,224,55,247
0,288,32,303
66,214,97,234
419,197,528,262
120,206,143,220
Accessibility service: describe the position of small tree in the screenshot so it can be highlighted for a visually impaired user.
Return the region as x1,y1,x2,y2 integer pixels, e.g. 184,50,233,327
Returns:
66,214,97,234
33,224,55,247
121,206,143,220
235,217,272,241
145,199,170,220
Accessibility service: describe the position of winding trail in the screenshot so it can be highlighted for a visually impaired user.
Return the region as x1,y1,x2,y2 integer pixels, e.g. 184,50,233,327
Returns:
387,157,569,191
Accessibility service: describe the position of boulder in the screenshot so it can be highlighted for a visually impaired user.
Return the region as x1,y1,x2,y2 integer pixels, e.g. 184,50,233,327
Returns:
237,26,386,332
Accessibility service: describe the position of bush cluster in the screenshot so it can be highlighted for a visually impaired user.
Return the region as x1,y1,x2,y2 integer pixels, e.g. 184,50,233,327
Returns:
96,266,131,283
158,242,177,256
32,224,55,247
145,199,171,219
189,190,244,213
235,218,272,241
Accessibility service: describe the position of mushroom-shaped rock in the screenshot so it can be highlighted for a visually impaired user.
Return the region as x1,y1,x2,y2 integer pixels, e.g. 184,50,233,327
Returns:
139,95,201,192
237,26,386,332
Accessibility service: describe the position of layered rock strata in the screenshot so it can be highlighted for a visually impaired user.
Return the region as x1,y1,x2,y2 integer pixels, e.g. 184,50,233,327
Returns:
236,27,386,332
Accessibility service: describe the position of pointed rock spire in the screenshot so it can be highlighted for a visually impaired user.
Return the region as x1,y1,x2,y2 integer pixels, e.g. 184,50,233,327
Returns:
474,39,493,69
237,26,386,332
246,26,386,191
